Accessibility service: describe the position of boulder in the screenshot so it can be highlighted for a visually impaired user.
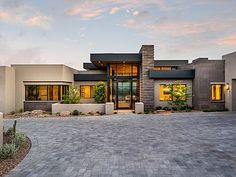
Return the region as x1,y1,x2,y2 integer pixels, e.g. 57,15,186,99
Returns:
31,110,43,115
60,111,71,117
22,111,31,116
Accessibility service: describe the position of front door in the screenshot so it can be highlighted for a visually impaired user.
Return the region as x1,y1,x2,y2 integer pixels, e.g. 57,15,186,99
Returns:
117,81,131,109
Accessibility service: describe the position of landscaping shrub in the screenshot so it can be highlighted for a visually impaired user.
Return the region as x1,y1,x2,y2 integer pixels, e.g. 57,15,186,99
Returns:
163,107,171,111
166,82,191,111
13,133,26,149
155,106,162,110
10,111,15,115
94,82,106,103
62,86,80,104
0,144,17,159
72,110,79,116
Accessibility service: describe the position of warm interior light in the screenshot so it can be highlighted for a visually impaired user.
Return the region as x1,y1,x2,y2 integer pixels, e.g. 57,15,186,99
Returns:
225,83,230,90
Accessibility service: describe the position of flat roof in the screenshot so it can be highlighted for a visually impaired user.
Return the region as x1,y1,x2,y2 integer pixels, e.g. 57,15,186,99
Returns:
90,53,142,68
154,60,189,67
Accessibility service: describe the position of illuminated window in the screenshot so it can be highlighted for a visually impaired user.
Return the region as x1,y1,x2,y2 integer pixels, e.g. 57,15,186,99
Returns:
154,66,175,70
109,64,139,76
212,84,223,101
160,85,171,101
160,84,187,101
80,85,95,98
25,85,69,101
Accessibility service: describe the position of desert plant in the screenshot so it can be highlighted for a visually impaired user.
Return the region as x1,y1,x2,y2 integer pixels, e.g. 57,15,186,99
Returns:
62,86,80,104
72,110,79,116
19,108,23,113
0,143,17,159
94,82,106,103
166,82,191,111
155,106,162,110
10,111,15,115
13,120,17,138
13,133,26,149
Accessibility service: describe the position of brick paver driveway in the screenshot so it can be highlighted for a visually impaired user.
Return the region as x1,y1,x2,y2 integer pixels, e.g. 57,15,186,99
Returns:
4,112,236,177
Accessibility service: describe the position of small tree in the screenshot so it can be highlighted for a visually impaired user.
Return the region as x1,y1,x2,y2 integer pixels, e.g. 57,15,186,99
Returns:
166,81,191,110
62,86,80,104
94,82,106,103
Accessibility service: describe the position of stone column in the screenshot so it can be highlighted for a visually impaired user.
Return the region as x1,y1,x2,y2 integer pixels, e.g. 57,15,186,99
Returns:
0,112,3,145
139,45,155,111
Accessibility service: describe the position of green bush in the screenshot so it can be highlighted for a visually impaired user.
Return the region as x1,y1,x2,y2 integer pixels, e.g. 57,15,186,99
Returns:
94,82,106,103
13,133,26,149
72,110,79,116
166,82,191,111
0,143,17,159
62,86,80,104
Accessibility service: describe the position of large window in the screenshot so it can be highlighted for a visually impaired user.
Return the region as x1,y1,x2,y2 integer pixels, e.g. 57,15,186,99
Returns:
25,85,69,101
160,84,187,101
212,84,223,101
80,85,95,98
109,64,139,76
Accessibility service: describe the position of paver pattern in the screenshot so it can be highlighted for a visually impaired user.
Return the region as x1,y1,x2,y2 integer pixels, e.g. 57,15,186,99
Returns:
4,112,236,177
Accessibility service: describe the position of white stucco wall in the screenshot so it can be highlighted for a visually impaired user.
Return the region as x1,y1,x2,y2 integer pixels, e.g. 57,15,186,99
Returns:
0,66,15,114
11,64,77,111
154,80,193,108
52,103,105,114
223,52,236,111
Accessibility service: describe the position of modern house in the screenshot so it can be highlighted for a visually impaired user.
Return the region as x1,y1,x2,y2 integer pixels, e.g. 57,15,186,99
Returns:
0,45,236,114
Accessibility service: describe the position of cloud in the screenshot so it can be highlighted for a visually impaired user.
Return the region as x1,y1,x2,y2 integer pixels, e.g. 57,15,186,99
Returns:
0,10,9,19
0,2,53,29
66,0,166,19
27,15,53,29
122,16,236,37
217,33,236,45
132,11,139,16
110,7,120,15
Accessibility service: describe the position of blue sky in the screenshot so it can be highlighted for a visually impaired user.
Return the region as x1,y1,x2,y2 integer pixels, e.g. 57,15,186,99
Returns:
0,0,236,69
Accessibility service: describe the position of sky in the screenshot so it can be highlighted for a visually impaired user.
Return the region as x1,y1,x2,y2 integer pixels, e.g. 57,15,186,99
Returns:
0,0,236,70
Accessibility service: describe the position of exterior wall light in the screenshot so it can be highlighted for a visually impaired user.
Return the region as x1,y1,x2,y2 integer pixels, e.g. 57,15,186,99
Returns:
225,83,230,91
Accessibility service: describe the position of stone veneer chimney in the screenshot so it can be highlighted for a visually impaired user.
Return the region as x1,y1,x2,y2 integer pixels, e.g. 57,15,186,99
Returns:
139,45,154,111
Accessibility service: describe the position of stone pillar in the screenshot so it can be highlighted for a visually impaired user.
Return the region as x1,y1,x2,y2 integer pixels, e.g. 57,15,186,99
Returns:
0,112,3,145
105,102,114,115
139,45,155,111
135,102,144,114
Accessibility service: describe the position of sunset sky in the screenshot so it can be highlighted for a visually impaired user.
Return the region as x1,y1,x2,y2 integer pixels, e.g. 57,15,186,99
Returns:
0,0,236,69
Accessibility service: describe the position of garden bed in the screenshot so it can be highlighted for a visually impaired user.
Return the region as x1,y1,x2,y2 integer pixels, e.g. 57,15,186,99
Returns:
0,134,31,177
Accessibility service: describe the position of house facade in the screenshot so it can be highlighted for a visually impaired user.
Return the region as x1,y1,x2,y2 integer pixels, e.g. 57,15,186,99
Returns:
0,45,236,114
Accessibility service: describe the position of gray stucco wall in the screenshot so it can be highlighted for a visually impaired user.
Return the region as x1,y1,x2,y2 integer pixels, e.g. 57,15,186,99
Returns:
223,52,236,111
180,58,225,110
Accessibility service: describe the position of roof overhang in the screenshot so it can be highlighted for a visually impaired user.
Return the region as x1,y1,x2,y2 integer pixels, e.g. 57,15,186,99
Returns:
74,74,107,81
149,69,195,79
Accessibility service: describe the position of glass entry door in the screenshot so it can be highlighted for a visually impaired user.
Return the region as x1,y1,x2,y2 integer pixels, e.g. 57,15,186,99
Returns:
117,81,131,109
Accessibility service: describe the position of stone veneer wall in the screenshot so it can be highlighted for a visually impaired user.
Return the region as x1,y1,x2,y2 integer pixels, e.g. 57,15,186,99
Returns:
139,45,154,111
